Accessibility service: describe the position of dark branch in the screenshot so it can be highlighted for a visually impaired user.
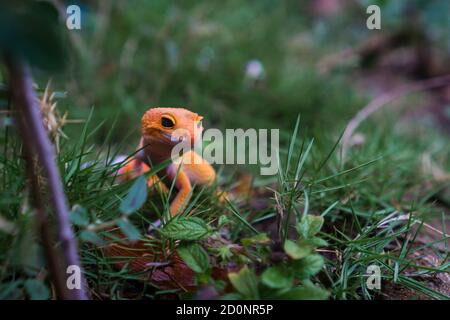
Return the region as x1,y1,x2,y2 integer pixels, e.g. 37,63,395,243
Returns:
6,56,88,300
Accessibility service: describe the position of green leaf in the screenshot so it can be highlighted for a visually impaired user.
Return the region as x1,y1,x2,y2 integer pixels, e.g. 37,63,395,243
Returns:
297,215,324,239
261,266,293,289
119,176,148,215
24,279,50,300
0,280,23,300
278,284,329,300
177,243,209,273
116,218,141,241
217,215,230,229
284,240,311,259
0,2,68,71
228,266,259,299
70,205,89,226
293,254,324,279
307,237,328,247
160,217,210,240
216,245,233,260
12,230,44,270
241,233,270,246
221,293,242,300
79,230,105,246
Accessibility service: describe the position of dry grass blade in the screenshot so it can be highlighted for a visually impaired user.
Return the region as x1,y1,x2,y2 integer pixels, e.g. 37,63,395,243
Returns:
341,74,450,160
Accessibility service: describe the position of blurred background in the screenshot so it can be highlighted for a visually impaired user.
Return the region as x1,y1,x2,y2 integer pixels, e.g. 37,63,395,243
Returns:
10,0,448,147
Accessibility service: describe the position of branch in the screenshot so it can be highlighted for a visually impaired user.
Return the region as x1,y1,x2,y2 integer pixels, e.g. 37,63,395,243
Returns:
6,56,88,300
22,149,68,299
341,74,450,161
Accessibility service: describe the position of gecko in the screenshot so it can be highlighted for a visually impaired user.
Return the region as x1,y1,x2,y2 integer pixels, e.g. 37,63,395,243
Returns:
105,108,234,286
117,107,218,217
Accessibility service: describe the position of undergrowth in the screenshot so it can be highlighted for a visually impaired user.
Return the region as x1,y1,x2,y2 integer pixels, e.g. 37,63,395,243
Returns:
0,109,448,300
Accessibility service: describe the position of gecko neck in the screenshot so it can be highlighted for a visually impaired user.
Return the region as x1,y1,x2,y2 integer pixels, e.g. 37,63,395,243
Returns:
141,139,174,166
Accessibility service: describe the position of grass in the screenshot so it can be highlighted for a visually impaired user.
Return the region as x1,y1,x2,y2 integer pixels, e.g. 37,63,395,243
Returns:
1,104,448,299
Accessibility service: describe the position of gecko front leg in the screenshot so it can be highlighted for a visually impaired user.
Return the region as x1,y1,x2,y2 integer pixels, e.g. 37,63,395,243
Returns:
117,138,168,193
166,163,193,217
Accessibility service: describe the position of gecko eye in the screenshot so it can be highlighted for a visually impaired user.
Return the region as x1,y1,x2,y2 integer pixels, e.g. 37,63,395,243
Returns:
161,116,175,128
197,120,202,129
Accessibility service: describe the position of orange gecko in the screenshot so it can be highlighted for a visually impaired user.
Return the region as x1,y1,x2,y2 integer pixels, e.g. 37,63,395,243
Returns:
105,108,235,289
117,107,217,216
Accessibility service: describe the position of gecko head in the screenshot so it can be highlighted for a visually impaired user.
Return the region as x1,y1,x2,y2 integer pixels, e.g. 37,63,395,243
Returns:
141,107,203,149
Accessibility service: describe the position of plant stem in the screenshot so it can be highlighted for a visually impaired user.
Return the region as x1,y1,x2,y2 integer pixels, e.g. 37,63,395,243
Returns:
341,74,450,160
6,56,88,300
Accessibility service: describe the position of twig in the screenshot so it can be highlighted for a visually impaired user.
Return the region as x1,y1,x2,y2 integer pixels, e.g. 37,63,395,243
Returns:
86,220,118,232
341,74,450,160
22,153,67,299
6,56,88,300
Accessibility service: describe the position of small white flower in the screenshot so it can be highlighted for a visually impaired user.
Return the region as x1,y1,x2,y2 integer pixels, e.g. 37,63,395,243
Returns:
245,59,265,80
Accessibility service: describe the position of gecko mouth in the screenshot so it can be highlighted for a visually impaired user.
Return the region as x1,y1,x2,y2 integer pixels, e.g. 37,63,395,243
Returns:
144,131,187,145
165,132,186,143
